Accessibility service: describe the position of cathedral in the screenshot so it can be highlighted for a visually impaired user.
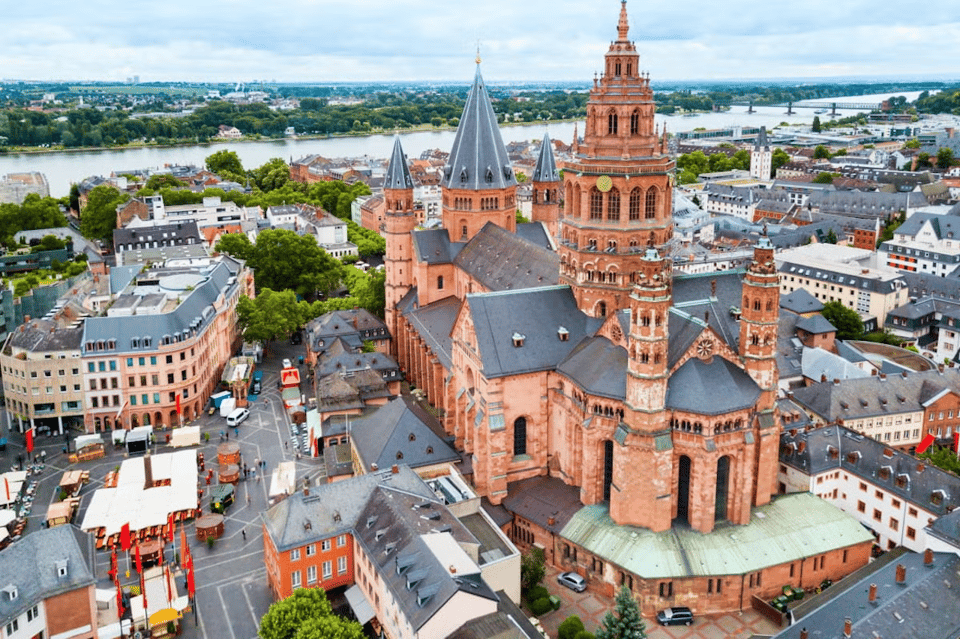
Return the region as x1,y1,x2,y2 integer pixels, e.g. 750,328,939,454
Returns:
384,2,873,615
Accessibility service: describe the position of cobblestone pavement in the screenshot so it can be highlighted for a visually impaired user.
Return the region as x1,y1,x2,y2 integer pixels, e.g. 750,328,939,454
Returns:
2,339,320,639
537,566,780,639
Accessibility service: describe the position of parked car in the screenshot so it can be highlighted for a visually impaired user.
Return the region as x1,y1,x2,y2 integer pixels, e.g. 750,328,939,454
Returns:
656,606,693,626
290,331,302,345
557,572,587,593
226,407,250,427
282,358,292,368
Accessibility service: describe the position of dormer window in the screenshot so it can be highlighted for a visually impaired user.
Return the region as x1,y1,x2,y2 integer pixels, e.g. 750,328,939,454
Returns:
56,560,68,578
460,168,468,183
512,332,525,348
558,327,569,342
878,466,891,481
485,167,494,183
931,490,945,506
895,473,909,489
2,585,17,600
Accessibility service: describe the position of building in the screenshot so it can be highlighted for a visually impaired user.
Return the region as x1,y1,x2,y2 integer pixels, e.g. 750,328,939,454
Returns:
383,3,873,616
262,465,520,639
777,244,909,325
113,220,203,256
879,209,960,276
788,368,960,451
0,525,98,639
749,126,772,180
0,173,49,205
80,256,253,432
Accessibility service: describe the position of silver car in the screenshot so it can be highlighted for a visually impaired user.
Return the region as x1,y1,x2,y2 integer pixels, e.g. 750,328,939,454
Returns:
557,572,587,593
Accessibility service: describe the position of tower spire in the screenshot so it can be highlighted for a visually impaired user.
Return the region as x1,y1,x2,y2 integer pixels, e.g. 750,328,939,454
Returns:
617,0,630,41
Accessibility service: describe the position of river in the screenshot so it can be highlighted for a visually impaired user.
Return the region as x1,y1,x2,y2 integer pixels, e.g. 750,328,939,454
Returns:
0,90,923,198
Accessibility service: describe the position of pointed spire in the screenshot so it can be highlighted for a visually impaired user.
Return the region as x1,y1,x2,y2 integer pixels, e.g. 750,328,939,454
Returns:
533,133,559,183
442,64,516,191
755,126,769,150
617,0,630,41
385,136,413,190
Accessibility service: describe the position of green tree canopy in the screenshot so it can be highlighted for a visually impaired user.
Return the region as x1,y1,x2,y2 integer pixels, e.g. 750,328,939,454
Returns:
813,172,837,184
559,615,586,639
145,174,187,190
520,547,546,593
771,148,791,176
820,300,863,340
251,158,290,192
813,145,831,159
259,588,362,639
250,229,344,298
205,150,245,181
918,445,960,476
595,586,647,639
812,116,822,133
80,185,128,240
214,232,255,262
236,289,309,343
937,147,954,170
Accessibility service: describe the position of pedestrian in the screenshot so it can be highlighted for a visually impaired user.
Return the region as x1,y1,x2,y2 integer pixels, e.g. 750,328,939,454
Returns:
284,441,288,450
246,493,250,506
255,457,260,468
225,431,229,440
234,427,239,437
241,529,246,541
219,432,224,442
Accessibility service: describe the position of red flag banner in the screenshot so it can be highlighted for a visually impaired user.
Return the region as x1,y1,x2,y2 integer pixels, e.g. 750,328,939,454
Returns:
116,580,124,619
134,543,142,574
916,433,936,455
3,477,8,503
954,431,959,453
120,523,131,551
165,564,173,605
187,563,195,598
140,569,147,611
25,428,33,454
167,513,174,542
176,393,181,415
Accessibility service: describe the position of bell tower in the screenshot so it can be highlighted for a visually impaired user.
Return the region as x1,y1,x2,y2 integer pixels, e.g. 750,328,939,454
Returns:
609,247,674,532
531,133,560,237
383,136,417,356
559,0,675,318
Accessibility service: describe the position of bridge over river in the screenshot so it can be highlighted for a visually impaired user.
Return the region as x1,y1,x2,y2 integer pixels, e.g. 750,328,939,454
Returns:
723,101,883,114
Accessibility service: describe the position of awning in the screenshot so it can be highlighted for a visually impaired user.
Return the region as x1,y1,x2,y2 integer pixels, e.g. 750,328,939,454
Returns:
344,585,375,625
149,608,180,627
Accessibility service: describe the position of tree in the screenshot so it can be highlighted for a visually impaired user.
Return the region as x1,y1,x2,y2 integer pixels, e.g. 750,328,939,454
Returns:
520,547,546,593
559,615,586,639
236,290,307,343
33,234,66,252
937,147,954,170
771,148,791,176
916,152,933,170
595,586,647,639
813,145,831,159
820,300,863,341
812,116,821,133
251,158,290,192
824,229,838,244
812,172,836,184
205,150,245,180
918,445,960,476
80,185,127,240
248,229,344,299
214,232,255,261
259,588,362,639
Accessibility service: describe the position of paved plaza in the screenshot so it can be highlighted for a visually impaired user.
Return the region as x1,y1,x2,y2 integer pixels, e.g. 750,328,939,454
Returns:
2,339,316,639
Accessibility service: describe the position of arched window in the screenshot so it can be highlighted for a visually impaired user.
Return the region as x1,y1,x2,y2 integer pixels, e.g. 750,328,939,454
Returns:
614,60,622,76
608,112,618,135
629,188,642,220
597,301,607,317
513,417,527,456
437,275,444,290
645,187,657,219
607,188,620,221
590,188,603,220
630,110,640,135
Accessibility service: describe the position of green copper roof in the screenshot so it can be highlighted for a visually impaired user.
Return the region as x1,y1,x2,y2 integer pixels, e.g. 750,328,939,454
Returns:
560,493,873,579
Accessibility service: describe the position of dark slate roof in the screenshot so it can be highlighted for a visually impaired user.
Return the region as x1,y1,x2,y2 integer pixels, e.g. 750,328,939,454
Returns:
466,286,595,378
113,220,202,253
354,483,498,632
665,356,762,416
450,594,543,639
262,465,435,553
82,259,240,355
671,270,747,352
442,65,517,192
349,396,460,472
404,295,461,371
902,270,960,298
315,351,400,380
780,289,824,315
556,337,627,400
796,313,836,335
7,318,83,352
779,260,905,295
926,508,960,549
514,222,553,251
453,223,559,292
0,525,96,626
306,308,389,355
666,309,707,369
412,228,464,265
385,136,414,190
894,209,960,240
790,368,960,423
780,424,960,516
531,133,559,183
771,549,960,639
502,475,584,535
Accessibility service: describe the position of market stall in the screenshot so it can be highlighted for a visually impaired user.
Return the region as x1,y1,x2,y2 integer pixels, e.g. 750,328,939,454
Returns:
45,498,79,527
195,514,224,541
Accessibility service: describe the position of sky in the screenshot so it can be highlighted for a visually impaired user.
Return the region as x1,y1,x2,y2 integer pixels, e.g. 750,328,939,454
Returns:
4,0,960,85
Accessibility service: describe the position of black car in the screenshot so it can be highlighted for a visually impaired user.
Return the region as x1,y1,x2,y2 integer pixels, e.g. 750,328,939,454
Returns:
290,331,302,345
656,606,693,626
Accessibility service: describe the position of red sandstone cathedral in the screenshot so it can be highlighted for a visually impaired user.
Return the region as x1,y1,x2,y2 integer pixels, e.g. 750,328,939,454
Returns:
383,2,873,614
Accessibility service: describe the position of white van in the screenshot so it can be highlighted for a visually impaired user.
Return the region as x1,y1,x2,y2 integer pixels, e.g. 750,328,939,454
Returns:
226,407,250,427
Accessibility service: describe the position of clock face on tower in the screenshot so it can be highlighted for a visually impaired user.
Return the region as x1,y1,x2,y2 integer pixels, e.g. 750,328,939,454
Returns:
596,175,612,192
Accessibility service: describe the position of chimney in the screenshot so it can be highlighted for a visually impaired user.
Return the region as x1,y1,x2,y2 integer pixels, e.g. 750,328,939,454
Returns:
303,485,310,497
391,464,399,474
843,618,852,638
924,548,934,567
449,565,457,574
548,516,556,526
821,374,827,383
868,582,878,604
799,629,808,639
143,453,153,489
834,378,840,386
879,373,887,381
895,563,906,585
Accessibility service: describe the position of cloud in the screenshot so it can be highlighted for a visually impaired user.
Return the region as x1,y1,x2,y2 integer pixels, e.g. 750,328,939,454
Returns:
1,0,958,82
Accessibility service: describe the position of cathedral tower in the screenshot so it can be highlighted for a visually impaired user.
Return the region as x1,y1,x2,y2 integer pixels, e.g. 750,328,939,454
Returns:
531,133,561,237
750,126,772,179
440,63,518,242
609,247,674,532
559,0,675,318
383,136,417,356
